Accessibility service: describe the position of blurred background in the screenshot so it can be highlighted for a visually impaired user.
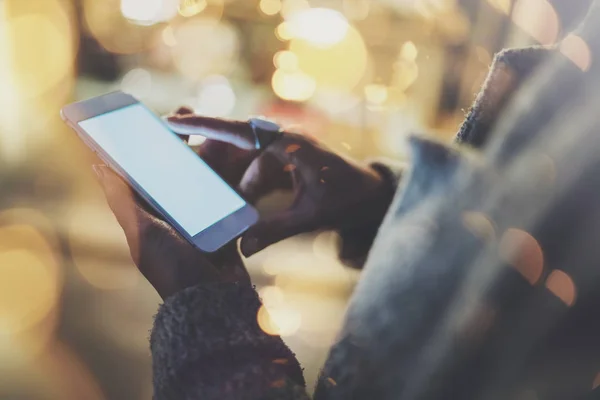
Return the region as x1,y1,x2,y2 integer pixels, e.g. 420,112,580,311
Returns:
0,0,593,398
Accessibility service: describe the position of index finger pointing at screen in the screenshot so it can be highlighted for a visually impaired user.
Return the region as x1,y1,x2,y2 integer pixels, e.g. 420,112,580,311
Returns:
167,115,256,150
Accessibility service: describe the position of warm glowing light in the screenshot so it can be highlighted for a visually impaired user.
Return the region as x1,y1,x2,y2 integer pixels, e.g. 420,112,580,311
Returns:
290,25,368,91
121,0,178,25
545,270,576,306
259,286,285,307
393,60,419,90
487,0,512,14
312,231,341,260
259,0,282,16
280,0,310,19
5,12,75,99
121,68,153,100
276,22,294,41
272,69,317,101
68,205,139,290
560,34,592,72
194,75,236,117
462,212,496,241
273,50,299,71
499,228,544,285
512,0,559,45
257,305,302,337
400,41,418,62
0,249,58,336
287,8,350,48
84,0,155,54
343,0,370,20
162,25,178,46
365,84,389,105
0,7,22,163
179,0,208,17
172,19,239,80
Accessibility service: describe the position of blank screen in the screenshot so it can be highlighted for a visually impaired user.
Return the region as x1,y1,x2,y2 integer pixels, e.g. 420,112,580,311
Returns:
79,103,246,236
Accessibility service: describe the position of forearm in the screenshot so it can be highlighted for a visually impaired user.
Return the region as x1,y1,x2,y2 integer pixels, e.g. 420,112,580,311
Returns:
150,282,309,400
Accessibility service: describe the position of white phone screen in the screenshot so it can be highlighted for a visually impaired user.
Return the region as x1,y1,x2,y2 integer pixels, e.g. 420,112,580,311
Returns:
79,103,246,237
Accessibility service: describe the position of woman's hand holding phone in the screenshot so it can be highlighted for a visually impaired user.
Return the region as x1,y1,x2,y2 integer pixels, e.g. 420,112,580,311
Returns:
95,108,250,300
167,110,396,258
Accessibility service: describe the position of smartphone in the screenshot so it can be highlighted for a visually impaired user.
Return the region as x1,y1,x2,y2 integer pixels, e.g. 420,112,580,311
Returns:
61,91,259,253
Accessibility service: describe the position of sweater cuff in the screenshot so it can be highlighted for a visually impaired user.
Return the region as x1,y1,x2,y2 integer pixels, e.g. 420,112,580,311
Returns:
150,282,305,398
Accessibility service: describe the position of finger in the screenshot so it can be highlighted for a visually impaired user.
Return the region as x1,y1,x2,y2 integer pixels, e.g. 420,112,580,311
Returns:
167,115,256,150
170,107,195,143
240,210,314,257
93,165,156,243
239,152,292,203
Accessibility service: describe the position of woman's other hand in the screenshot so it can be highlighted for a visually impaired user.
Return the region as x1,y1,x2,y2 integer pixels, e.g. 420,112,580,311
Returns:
167,113,395,257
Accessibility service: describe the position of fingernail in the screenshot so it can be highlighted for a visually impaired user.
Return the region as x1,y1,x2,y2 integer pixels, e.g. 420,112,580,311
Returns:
92,164,105,179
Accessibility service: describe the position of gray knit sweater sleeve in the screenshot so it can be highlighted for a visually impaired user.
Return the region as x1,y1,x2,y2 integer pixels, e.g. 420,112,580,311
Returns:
150,282,309,400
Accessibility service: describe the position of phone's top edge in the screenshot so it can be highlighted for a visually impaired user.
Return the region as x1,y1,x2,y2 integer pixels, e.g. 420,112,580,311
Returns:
61,91,139,124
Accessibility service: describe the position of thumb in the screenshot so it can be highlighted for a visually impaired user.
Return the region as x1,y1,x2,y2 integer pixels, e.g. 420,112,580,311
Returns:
240,210,313,257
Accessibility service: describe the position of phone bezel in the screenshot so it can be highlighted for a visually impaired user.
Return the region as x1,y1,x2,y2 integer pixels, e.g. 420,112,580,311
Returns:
61,91,259,253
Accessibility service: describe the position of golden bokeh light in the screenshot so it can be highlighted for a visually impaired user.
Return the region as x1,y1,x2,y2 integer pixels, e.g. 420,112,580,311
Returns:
560,34,592,72
259,285,285,307
365,84,389,105
393,59,419,91
400,41,419,62
3,6,76,99
162,25,178,46
0,209,62,347
120,0,178,25
499,228,544,285
280,0,310,20
487,0,512,15
545,270,576,307
275,22,294,41
312,231,341,261
84,0,157,54
179,0,224,20
274,50,299,71
0,249,59,336
290,24,368,91
171,18,239,80
257,304,302,337
259,0,282,16
121,68,153,100
287,8,350,48
68,204,139,290
272,68,317,101
195,75,237,117
179,0,208,17
511,0,559,45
